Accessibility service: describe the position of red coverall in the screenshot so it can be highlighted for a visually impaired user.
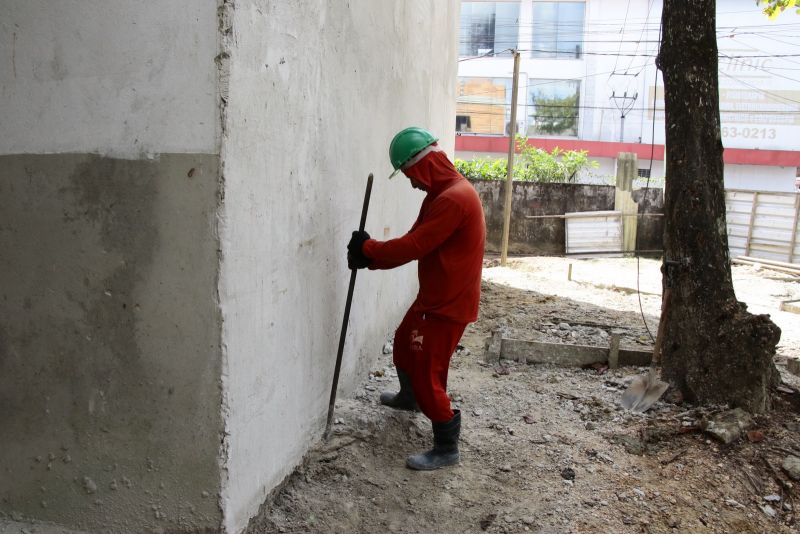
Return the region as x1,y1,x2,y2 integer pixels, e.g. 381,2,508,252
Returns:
363,150,486,422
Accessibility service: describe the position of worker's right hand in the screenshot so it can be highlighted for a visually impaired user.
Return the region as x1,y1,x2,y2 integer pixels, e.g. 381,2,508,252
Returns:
347,230,371,269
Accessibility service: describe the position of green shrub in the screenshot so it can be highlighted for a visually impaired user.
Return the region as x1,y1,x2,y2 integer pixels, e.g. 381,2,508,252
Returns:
455,135,599,183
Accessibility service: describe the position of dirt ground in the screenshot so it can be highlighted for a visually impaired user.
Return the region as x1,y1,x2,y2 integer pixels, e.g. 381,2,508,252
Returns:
250,256,800,533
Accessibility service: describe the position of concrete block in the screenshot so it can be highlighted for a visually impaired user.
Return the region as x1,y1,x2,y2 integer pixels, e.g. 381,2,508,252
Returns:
499,338,652,367
484,330,503,363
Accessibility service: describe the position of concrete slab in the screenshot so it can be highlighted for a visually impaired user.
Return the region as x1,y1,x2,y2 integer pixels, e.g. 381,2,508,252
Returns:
499,338,652,367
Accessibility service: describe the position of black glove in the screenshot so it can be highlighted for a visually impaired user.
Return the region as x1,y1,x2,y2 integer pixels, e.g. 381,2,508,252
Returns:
347,230,371,269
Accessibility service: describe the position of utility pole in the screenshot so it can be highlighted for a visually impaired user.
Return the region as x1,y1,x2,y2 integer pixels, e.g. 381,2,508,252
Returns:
500,49,521,266
610,90,638,143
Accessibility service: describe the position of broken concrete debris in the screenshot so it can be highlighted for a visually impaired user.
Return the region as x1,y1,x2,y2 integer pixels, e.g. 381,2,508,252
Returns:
788,357,800,377
702,408,755,444
781,455,800,481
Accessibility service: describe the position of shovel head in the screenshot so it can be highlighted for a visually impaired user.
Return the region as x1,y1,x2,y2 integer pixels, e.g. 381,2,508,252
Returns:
620,369,668,412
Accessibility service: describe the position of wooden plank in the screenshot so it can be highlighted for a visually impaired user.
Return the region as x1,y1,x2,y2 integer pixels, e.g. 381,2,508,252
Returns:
732,258,800,276
789,195,800,263
499,338,652,367
780,300,800,314
738,255,800,270
744,192,759,256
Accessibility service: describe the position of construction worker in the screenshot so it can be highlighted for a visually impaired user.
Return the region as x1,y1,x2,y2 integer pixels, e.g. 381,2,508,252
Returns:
347,127,485,470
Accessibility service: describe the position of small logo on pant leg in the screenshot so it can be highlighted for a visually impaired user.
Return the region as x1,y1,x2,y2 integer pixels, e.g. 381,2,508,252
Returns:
410,329,424,352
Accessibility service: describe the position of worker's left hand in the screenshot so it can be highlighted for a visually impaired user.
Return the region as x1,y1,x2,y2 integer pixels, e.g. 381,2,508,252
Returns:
347,230,371,269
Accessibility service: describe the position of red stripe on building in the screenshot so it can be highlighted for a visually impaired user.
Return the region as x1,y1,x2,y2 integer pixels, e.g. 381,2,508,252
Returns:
454,135,800,167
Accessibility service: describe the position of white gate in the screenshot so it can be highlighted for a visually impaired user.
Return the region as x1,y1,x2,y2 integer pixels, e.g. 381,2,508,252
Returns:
564,210,623,257
725,189,800,264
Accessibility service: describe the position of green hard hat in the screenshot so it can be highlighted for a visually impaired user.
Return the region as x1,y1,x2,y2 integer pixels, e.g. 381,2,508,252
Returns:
388,127,439,177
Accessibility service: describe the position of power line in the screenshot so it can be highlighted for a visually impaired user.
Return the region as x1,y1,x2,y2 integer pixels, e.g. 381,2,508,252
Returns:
623,0,657,78
611,0,633,76
719,53,800,83
720,71,800,105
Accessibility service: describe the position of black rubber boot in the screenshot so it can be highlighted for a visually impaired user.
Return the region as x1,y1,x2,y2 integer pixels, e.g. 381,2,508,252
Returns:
379,369,418,411
406,410,461,471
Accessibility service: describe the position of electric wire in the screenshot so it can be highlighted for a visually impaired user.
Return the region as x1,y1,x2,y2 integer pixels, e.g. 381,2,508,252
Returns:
720,71,800,104
634,17,663,346
719,53,800,83
611,0,633,76
623,0,657,78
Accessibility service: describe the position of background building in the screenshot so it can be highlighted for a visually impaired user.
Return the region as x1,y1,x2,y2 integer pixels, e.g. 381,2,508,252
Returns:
455,0,800,191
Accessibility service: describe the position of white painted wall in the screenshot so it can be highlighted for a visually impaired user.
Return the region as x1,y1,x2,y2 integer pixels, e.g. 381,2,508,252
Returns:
725,164,797,192
0,0,218,157
216,1,458,531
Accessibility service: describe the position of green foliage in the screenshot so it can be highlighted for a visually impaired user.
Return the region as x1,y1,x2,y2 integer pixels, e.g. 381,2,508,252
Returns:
530,94,579,136
757,0,799,18
454,158,508,181
454,136,599,183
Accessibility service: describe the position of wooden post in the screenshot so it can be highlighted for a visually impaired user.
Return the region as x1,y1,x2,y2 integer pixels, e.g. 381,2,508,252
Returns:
614,153,639,255
744,191,759,256
500,50,521,266
788,194,800,263
609,333,621,370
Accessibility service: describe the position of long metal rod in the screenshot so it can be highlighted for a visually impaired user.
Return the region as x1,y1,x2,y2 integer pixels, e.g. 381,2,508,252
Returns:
324,173,373,440
500,50,521,266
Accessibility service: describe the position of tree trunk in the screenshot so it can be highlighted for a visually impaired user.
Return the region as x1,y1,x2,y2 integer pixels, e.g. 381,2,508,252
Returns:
657,0,781,413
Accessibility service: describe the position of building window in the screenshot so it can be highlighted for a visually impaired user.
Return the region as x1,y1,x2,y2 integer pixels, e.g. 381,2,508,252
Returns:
527,79,580,137
456,115,472,132
638,168,651,178
460,2,520,57
532,2,585,59
456,77,513,135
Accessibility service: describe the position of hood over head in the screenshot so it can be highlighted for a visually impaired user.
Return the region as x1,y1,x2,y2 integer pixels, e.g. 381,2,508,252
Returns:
402,144,463,195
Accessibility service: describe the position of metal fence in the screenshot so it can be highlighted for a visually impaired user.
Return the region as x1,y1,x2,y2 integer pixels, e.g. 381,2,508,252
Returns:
726,189,800,264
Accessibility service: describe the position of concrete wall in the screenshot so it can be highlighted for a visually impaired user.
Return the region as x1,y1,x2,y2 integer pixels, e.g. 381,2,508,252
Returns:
0,1,224,532
216,1,458,531
472,180,664,255
0,0,219,157
1,0,459,532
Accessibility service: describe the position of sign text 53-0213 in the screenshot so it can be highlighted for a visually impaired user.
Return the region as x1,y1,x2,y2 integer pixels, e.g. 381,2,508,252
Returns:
721,126,776,139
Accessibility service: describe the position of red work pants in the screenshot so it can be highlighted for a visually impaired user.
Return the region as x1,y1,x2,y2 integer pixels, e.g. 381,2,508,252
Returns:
392,309,467,423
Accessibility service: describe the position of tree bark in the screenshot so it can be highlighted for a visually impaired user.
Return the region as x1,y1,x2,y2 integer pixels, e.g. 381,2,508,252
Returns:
657,0,781,413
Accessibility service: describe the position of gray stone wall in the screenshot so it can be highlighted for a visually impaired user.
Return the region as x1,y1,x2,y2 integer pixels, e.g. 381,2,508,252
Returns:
471,179,664,255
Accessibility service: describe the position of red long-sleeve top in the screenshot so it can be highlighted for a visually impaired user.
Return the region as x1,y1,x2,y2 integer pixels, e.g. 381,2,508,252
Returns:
363,150,486,323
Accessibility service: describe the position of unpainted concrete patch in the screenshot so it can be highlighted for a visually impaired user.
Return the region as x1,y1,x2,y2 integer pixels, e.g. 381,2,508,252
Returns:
0,153,223,533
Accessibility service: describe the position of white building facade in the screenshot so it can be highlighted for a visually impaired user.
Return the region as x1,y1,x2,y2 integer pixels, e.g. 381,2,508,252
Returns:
455,0,800,192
